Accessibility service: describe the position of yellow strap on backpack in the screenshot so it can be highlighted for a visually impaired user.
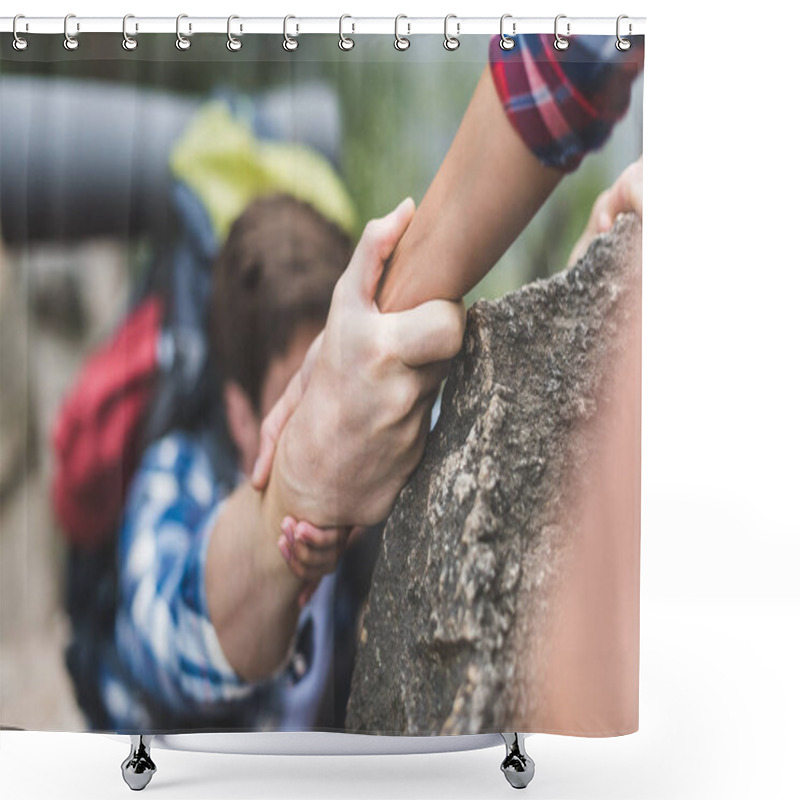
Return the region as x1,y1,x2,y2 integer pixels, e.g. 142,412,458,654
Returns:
170,101,358,243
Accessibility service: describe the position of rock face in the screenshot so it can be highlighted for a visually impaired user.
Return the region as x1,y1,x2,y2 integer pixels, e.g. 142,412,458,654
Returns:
345,214,642,735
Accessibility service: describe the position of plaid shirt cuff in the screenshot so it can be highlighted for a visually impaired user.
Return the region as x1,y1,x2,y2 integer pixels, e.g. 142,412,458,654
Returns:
489,33,643,172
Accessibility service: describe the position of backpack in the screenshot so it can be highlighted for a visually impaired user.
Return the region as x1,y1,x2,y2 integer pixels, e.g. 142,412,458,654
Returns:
51,296,164,548
52,92,358,549
60,177,224,729
56,89,355,729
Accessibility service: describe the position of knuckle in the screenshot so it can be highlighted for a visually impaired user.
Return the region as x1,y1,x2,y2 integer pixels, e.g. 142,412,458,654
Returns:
395,378,420,418
323,531,339,549
366,216,396,252
400,417,421,454
363,218,379,237
331,273,348,305
406,426,427,469
398,408,426,459
374,323,399,365
444,306,466,357
593,189,611,217
295,542,312,565
363,218,384,245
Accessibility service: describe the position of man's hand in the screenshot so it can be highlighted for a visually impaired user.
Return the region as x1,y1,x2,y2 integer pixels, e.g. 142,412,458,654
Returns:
568,156,643,268
252,197,466,528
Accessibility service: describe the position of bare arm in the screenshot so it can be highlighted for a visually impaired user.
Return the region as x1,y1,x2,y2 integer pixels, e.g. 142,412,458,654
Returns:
250,67,562,544
377,66,563,312
208,201,465,682
218,62,564,682
205,482,304,682
216,56,636,682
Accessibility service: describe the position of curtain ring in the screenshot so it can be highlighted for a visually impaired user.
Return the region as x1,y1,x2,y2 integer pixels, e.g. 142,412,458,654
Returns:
122,14,138,51
394,15,410,51
339,14,355,51
443,14,460,51
175,14,191,50
283,15,299,51
499,14,516,50
12,15,28,51
63,13,79,51
554,14,570,51
227,15,242,51
616,14,632,51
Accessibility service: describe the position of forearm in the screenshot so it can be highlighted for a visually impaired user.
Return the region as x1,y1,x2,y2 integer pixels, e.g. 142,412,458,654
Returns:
205,481,304,682
377,66,562,312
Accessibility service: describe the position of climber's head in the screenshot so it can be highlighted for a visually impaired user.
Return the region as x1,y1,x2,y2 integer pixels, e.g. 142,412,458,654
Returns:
209,193,353,474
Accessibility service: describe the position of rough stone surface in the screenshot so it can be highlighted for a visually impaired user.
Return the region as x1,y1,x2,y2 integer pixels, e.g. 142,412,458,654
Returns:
345,214,642,735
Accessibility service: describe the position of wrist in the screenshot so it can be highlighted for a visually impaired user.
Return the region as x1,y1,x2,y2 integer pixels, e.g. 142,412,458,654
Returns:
254,479,302,595
270,410,330,526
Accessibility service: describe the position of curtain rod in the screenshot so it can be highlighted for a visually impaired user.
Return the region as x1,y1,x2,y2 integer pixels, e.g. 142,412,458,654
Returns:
0,15,646,37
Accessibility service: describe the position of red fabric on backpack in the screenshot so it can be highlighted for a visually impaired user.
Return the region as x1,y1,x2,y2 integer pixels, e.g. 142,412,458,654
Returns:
51,296,164,548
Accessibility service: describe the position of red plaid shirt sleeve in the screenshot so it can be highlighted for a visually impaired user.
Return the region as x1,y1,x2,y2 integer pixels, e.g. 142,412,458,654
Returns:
489,34,643,173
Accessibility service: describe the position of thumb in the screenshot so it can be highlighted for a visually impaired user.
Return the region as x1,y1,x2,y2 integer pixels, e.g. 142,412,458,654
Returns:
251,332,324,490
299,330,324,392
251,371,301,490
346,197,415,305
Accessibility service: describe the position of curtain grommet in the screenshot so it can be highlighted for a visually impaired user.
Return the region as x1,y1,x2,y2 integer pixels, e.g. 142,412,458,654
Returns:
175,13,191,51
339,14,355,51
122,14,138,51
12,15,28,51
443,14,460,51
499,14,516,51
554,14,570,51
616,15,632,51
394,15,410,51
227,15,242,51
283,15,299,51
63,13,79,51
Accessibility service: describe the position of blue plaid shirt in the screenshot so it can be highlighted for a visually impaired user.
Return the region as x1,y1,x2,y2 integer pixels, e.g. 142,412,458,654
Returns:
97,432,336,732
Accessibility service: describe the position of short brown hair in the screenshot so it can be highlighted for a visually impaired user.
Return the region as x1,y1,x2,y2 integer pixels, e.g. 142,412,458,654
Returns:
209,194,353,410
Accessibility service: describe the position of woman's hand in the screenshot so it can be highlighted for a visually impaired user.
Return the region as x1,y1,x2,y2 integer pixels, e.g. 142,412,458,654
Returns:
568,156,643,267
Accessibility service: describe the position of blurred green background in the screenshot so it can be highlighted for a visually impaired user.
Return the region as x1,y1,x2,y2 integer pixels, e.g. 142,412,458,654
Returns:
0,31,642,731
1,32,643,306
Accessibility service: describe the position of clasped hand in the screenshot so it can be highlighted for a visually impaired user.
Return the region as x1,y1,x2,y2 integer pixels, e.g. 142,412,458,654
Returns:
251,198,465,588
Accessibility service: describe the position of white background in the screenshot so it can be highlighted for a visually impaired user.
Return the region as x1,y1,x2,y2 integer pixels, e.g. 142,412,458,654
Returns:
2,1,799,798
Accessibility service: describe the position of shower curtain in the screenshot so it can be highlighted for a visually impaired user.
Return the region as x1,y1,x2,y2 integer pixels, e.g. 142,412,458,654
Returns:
0,25,645,738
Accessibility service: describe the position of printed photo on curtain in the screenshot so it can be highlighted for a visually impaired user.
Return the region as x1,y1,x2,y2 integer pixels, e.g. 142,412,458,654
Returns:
0,26,644,739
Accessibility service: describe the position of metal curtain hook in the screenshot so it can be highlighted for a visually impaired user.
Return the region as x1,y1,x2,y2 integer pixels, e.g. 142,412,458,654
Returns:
227,15,242,51
499,14,516,51
122,14,138,51
12,14,28,51
63,13,79,51
394,14,410,51
616,14,632,51
283,15,298,51
443,14,460,51
339,14,355,50
554,14,570,51
176,14,191,50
